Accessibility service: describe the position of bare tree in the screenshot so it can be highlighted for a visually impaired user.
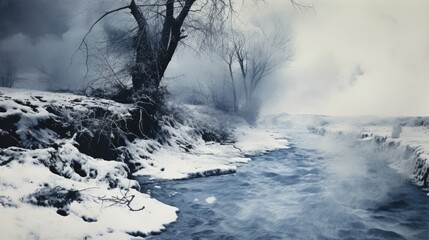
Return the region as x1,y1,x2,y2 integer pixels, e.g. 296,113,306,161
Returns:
247,25,291,101
219,24,291,117
74,0,300,130
78,1,303,93
221,40,239,112
36,54,74,91
78,0,237,94
0,52,17,88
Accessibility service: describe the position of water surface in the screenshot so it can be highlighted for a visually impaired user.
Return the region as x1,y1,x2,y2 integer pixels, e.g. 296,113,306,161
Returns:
140,131,429,240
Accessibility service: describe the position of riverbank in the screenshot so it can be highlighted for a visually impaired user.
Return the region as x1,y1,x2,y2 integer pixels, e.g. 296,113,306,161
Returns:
142,127,429,239
261,114,429,191
2,88,427,239
0,87,287,239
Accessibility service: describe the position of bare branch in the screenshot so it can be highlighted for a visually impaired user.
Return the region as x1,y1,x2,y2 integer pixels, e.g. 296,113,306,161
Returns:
290,0,313,13
73,5,130,60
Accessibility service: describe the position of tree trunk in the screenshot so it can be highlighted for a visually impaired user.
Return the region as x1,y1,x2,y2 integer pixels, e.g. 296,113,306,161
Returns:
129,0,195,93
126,0,196,134
228,61,238,112
130,0,159,91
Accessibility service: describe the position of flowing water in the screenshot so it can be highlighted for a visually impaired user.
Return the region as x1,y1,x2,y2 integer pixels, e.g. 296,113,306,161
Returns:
140,130,429,240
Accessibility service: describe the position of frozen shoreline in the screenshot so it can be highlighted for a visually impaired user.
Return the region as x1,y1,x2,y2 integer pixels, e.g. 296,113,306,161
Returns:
133,125,289,180
261,114,429,192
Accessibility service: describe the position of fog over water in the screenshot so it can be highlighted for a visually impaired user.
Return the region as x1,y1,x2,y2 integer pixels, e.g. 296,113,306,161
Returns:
142,125,429,239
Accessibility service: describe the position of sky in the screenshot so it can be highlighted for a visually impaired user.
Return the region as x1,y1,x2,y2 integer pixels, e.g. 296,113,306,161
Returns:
1,0,428,116
262,0,429,116
0,0,124,90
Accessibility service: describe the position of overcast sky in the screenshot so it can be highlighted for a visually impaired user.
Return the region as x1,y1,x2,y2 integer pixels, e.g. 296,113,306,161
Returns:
262,0,429,116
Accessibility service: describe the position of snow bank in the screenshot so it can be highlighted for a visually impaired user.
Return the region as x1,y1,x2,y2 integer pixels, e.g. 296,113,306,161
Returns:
234,125,289,154
0,140,177,239
0,88,178,239
261,113,429,190
0,87,290,239
132,105,289,180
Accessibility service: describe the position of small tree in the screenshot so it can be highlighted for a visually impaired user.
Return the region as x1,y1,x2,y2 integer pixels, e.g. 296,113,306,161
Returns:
0,52,17,88
219,24,291,118
36,54,74,91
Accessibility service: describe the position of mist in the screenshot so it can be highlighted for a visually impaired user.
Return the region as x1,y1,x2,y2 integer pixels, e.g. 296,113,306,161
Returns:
0,0,291,114
2,0,427,116
0,0,73,39
262,0,429,117
0,0,130,90
2,2,429,238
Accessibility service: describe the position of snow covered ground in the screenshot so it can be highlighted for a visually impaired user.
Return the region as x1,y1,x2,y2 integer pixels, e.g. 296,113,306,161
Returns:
0,87,288,239
132,124,289,180
5,87,427,239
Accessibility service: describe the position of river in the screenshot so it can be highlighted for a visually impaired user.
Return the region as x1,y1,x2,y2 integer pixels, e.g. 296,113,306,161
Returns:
140,129,429,240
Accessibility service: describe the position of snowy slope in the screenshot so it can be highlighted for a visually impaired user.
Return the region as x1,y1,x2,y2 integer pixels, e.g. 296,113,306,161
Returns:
0,87,288,239
0,88,177,239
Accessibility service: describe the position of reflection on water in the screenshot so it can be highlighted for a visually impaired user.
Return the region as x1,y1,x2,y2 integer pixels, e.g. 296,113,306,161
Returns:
140,132,429,240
